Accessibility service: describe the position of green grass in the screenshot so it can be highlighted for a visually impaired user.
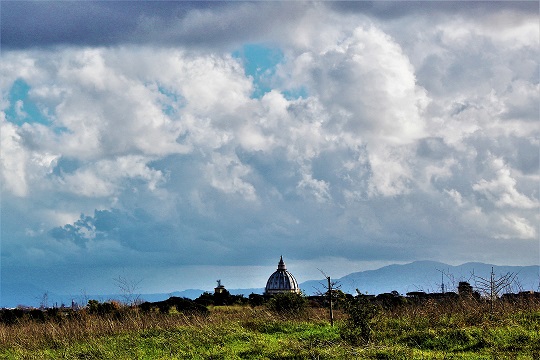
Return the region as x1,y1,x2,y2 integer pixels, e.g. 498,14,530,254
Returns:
1,320,345,359
1,302,539,359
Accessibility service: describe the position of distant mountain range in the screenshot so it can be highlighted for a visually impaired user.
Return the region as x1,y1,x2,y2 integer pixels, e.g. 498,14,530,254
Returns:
2,261,538,308
300,260,539,296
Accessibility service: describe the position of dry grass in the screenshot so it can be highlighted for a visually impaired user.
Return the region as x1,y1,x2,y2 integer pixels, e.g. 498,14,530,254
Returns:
383,297,540,328
0,299,538,359
0,306,334,352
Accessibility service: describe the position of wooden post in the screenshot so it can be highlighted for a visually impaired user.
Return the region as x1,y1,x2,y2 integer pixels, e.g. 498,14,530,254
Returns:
327,276,334,327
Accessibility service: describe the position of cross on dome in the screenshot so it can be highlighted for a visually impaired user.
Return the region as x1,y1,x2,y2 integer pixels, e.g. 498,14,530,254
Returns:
277,255,286,270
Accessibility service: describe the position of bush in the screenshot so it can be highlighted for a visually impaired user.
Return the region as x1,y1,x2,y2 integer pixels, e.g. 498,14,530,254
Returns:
248,293,266,307
194,291,247,306
139,297,208,315
267,292,307,316
28,309,45,322
341,294,379,345
87,300,122,316
46,307,63,322
170,297,208,315
0,309,25,325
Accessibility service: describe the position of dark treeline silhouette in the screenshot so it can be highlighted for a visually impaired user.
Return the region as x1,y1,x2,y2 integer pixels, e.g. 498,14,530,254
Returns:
1,281,539,325
139,296,208,314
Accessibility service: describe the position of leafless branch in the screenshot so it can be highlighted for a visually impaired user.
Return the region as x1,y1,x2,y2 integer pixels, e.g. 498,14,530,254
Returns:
113,275,142,306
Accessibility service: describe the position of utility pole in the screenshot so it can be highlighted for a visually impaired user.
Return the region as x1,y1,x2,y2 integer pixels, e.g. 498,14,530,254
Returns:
327,275,334,327
436,268,448,294
490,267,496,314
441,272,445,294
317,269,338,327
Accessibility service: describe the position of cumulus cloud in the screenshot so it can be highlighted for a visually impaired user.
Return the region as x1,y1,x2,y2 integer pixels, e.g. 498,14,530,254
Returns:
1,2,538,300
57,156,164,198
472,158,537,210
1,120,29,196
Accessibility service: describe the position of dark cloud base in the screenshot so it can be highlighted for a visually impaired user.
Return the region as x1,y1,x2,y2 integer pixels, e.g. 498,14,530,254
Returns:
1,1,223,48
4,1,537,49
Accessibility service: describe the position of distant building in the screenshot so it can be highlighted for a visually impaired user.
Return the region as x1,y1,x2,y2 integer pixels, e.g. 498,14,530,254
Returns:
264,256,300,295
406,291,427,298
214,279,226,295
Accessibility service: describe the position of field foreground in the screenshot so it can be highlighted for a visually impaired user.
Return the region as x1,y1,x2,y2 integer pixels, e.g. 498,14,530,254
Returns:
0,300,539,359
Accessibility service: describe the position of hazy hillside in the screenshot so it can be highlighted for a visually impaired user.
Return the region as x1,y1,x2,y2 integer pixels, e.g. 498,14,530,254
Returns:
299,261,540,296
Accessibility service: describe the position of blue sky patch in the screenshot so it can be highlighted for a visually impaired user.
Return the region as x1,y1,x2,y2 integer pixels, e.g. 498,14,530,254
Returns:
282,86,308,100
4,79,51,126
51,157,83,176
233,43,283,99
157,85,184,116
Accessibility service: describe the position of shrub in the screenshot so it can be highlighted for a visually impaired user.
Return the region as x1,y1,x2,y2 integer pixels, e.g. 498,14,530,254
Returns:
138,297,208,315
87,300,122,316
171,297,208,315
267,292,307,316
28,309,45,322
46,307,63,322
0,309,25,325
248,293,266,307
341,294,379,345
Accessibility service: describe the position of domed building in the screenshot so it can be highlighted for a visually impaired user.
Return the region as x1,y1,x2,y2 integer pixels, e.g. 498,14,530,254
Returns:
265,256,301,295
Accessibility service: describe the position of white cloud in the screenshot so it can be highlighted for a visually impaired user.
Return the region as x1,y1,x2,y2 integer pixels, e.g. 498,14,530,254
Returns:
472,158,538,210
445,188,464,207
470,11,538,49
296,170,331,203
204,152,257,201
14,99,26,118
1,3,539,302
497,214,536,240
57,156,164,198
282,25,429,144
0,119,29,196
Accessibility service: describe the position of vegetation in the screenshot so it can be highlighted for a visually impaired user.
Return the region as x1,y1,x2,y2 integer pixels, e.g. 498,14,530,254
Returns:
267,292,307,315
340,293,379,345
0,295,538,359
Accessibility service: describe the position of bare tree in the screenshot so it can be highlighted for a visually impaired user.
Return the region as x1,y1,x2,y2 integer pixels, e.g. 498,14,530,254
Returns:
472,267,518,313
114,275,142,306
314,269,341,327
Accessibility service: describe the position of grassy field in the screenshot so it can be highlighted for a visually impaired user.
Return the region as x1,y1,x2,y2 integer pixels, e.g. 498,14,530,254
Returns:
0,299,539,359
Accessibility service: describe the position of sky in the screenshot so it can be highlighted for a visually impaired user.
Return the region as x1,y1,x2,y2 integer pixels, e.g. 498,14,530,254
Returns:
1,1,539,304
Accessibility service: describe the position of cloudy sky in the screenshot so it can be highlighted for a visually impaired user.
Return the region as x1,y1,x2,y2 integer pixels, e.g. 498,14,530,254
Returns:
1,1,538,302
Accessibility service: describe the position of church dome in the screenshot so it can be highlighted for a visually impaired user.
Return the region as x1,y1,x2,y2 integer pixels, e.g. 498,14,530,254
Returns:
265,256,300,295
